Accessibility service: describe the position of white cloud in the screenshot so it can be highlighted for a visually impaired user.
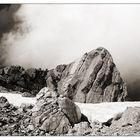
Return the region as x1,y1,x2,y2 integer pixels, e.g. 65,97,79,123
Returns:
5,4,140,80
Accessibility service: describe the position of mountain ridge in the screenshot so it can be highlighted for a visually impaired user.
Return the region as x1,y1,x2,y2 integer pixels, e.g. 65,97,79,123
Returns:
0,47,128,103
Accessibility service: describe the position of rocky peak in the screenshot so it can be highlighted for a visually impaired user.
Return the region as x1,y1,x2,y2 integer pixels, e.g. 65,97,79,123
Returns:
57,47,127,103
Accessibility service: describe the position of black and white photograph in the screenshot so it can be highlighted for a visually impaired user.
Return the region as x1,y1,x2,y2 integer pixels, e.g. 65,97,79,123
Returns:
0,2,140,136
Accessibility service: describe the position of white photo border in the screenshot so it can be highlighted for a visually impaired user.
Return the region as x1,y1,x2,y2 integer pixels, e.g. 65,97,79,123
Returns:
0,1,140,140
0,0,140,4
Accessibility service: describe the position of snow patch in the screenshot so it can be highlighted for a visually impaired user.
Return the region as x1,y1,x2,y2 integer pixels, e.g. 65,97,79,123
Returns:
1,92,140,123
75,102,140,122
0,92,36,106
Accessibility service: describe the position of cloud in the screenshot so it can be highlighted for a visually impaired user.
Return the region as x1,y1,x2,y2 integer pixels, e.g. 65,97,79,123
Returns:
0,4,24,67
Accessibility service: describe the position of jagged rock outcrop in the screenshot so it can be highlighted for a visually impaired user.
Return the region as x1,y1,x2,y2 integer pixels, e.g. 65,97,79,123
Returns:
31,87,81,135
0,66,48,96
0,64,67,97
57,47,127,103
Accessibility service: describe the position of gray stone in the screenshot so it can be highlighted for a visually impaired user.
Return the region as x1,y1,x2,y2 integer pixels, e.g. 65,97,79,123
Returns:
57,47,127,103
32,87,81,135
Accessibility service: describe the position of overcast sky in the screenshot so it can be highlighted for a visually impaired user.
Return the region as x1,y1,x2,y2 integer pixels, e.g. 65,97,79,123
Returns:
4,4,140,81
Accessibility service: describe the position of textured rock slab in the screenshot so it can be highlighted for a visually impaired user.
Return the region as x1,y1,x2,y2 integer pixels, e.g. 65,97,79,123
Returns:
58,97,81,125
32,87,81,135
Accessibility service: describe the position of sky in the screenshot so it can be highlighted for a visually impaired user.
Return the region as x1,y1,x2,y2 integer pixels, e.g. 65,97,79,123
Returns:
0,5,21,66
1,4,140,100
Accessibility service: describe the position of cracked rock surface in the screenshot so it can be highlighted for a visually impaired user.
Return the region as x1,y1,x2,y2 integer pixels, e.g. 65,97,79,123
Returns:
31,87,81,135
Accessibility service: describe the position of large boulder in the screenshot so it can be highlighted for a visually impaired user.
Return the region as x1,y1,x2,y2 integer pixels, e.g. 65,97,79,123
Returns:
58,97,81,125
57,47,127,103
32,87,81,135
110,107,140,127
121,107,140,126
98,107,140,136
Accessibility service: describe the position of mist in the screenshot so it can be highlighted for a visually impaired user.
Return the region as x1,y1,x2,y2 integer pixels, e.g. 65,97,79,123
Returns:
2,4,140,100
0,4,23,67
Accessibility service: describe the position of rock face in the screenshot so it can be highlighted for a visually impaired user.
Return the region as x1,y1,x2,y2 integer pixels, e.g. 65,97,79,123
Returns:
57,47,127,103
0,65,67,97
0,66,48,96
31,87,81,135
